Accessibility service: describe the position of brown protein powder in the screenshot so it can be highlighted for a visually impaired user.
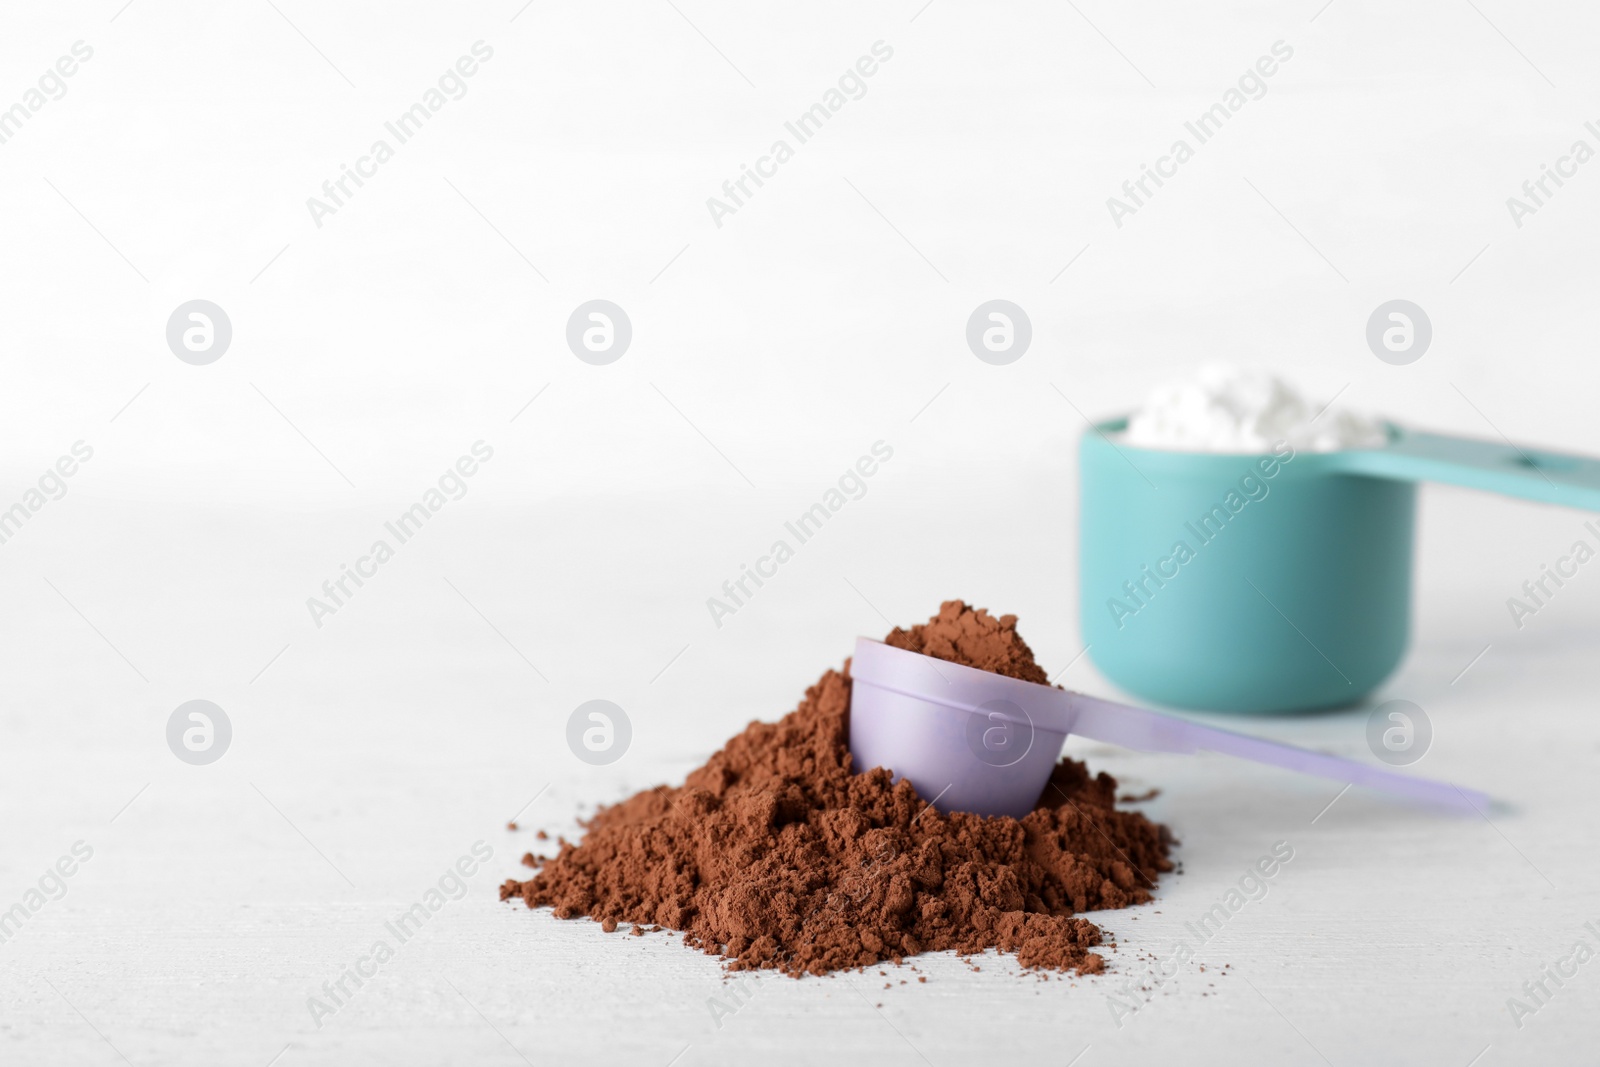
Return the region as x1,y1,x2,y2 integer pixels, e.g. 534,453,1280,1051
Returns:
501,601,1174,977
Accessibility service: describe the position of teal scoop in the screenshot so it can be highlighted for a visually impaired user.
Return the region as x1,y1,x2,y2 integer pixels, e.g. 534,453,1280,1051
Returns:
1079,419,1600,713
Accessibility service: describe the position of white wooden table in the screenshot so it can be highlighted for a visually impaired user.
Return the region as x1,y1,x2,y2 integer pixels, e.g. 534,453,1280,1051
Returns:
2,484,1595,1066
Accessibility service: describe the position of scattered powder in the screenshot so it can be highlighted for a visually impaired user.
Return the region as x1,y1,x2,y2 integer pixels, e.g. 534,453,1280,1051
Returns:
501,601,1174,977
1123,363,1386,453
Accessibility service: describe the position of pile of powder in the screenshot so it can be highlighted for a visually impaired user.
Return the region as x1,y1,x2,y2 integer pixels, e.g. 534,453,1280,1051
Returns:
881,600,1052,685
1124,363,1387,453
502,601,1174,977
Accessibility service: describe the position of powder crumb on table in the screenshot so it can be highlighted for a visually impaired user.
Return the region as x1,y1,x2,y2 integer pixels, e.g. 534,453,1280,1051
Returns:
500,601,1175,978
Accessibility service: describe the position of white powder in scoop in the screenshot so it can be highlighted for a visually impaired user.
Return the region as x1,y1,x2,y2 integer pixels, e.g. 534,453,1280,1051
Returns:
1123,364,1387,453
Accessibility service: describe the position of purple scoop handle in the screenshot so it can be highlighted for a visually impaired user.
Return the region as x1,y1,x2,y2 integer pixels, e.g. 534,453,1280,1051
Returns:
1063,691,1489,811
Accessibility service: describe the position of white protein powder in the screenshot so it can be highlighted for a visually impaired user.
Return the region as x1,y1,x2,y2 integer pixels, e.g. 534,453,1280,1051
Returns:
1123,364,1388,453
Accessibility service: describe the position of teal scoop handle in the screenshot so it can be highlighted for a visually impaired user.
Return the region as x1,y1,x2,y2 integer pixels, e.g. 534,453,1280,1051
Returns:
1333,429,1600,511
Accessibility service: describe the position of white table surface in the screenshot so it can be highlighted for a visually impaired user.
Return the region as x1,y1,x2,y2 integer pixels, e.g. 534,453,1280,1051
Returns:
3,484,1598,1066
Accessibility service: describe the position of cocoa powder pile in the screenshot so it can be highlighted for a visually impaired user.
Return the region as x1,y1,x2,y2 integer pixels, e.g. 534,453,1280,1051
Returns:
502,601,1173,976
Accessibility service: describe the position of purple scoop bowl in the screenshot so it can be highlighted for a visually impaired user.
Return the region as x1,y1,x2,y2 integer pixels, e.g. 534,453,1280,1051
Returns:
847,638,1488,820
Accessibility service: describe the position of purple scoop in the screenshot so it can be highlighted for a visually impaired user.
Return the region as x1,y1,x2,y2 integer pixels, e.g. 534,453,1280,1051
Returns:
848,638,1489,819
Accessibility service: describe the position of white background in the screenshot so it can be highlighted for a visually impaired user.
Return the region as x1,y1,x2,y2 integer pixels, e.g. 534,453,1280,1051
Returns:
3,0,1599,1063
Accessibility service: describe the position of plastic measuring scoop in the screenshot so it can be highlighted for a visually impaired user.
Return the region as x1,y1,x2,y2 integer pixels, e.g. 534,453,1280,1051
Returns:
848,637,1489,819
1080,421,1600,713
